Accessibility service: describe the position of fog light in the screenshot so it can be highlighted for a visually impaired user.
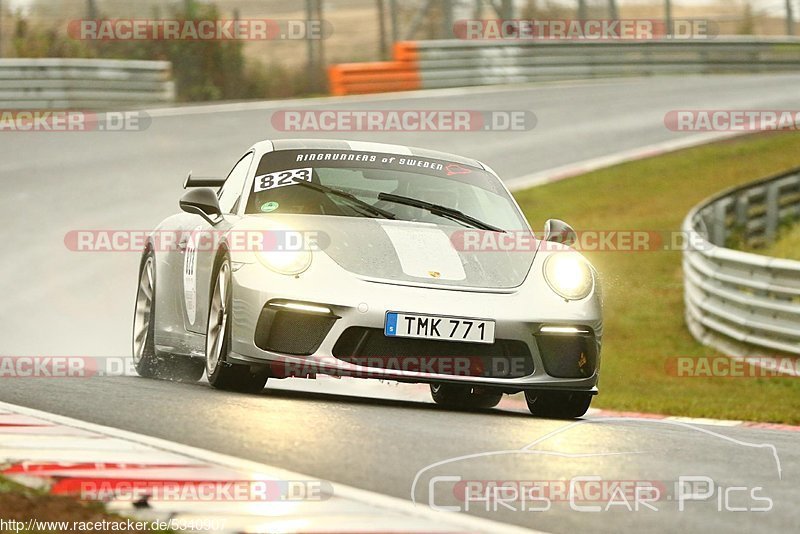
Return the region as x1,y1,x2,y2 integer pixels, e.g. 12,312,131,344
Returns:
539,325,591,335
267,301,333,315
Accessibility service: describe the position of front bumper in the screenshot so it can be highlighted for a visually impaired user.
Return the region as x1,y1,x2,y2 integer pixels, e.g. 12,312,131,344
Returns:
227,252,602,393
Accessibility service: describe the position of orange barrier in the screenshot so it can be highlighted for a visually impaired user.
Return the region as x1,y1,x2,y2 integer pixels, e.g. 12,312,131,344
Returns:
328,42,420,96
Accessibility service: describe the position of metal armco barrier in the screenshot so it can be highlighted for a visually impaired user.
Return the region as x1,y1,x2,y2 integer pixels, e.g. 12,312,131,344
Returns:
683,168,800,358
329,37,800,95
0,58,175,109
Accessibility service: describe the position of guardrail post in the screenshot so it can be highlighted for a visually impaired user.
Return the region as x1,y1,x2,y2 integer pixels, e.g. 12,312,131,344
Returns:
765,182,780,242
712,199,728,245
788,175,800,219
735,195,749,228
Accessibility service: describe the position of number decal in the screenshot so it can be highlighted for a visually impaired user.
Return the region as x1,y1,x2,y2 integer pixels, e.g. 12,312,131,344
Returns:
254,168,312,192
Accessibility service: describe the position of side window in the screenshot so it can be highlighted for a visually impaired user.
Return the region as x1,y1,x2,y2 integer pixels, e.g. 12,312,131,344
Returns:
218,153,253,214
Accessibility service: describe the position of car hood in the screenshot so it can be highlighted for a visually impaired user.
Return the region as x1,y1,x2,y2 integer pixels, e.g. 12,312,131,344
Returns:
243,214,537,290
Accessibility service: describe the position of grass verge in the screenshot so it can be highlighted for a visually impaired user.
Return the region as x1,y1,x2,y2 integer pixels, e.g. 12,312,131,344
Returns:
513,131,800,424
0,475,167,533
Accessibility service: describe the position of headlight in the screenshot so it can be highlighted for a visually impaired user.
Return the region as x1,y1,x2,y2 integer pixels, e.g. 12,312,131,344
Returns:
543,253,594,300
257,249,312,275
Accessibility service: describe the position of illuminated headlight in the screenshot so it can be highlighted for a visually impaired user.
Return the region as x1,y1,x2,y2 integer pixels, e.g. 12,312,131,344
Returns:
543,253,594,301
257,249,312,275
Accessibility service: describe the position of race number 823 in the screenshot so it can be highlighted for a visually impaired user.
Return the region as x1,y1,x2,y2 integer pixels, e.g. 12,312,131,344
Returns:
254,168,312,192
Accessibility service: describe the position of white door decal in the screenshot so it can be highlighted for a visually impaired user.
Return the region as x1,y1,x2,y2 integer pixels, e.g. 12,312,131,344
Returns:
183,226,202,325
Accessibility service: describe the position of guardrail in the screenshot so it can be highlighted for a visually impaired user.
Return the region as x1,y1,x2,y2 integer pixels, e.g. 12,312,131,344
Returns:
328,43,420,95
329,37,800,95
683,168,800,358
0,58,175,109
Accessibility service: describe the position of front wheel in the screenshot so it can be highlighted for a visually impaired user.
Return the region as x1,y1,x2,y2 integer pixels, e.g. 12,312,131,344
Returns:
524,390,592,419
205,256,268,393
430,384,503,410
132,251,204,382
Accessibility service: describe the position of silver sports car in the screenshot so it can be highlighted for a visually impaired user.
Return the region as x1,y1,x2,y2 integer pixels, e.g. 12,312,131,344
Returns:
132,139,602,418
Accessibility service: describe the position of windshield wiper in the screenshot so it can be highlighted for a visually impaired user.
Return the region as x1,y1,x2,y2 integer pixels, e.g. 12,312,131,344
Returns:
377,192,505,232
292,180,396,220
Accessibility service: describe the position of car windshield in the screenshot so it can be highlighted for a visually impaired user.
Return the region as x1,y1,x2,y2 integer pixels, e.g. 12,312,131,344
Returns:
245,149,527,231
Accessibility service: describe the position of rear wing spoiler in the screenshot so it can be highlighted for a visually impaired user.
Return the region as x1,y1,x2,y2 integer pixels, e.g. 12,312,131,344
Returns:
184,171,225,189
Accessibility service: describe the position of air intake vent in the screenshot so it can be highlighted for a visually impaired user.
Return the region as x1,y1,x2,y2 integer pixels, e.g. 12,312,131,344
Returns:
535,333,598,378
255,308,336,355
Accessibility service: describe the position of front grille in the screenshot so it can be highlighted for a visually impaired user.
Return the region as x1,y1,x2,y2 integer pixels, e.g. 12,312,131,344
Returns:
332,327,533,378
255,308,336,355
535,333,598,378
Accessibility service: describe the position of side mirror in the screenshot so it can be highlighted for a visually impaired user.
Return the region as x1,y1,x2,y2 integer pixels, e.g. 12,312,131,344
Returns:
180,188,223,225
543,219,577,247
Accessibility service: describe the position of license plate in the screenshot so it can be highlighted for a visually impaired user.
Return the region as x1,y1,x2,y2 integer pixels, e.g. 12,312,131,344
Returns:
384,312,495,344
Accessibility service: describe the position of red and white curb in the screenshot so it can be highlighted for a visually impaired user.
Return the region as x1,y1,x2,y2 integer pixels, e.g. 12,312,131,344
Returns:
0,400,536,533
588,409,800,433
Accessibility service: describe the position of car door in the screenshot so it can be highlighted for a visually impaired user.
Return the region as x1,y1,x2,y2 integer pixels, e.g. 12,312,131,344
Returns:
182,152,254,335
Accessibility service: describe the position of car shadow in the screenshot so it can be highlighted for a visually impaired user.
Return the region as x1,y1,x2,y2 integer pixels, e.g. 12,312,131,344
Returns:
255,385,535,419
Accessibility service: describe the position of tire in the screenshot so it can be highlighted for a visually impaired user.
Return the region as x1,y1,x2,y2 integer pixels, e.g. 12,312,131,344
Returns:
205,254,268,393
430,384,503,410
524,390,592,419
132,251,205,382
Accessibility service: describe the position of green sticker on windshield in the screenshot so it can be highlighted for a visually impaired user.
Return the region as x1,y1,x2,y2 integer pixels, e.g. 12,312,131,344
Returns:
260,201,279,213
